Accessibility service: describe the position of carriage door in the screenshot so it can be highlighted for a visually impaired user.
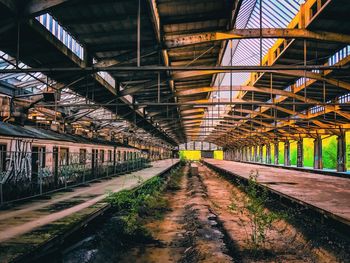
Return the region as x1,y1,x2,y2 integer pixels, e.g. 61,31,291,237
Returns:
53,147,59,185
0,144,7,172
92,149,98,176
32,146,46,186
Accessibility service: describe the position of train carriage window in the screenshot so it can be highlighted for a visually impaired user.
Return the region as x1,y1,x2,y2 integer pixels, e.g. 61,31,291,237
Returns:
100,150,105,163
79,149,86,164
117,150,121,162
0,144,7,171
108,150,112,162
60,148,69,165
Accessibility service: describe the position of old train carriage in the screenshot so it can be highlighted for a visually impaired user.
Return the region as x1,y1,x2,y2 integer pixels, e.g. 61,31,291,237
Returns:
0,122,143,201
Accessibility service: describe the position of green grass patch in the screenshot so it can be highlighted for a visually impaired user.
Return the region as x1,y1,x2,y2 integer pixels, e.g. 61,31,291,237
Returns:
106,165,184,238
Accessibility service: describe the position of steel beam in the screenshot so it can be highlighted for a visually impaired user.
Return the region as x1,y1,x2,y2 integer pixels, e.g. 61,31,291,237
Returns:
23,0,71,16
0,65,344,74
164,29,350,48
175,85,319,103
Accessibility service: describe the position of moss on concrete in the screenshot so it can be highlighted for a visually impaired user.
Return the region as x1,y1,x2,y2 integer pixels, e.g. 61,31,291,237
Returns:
0,202,108,262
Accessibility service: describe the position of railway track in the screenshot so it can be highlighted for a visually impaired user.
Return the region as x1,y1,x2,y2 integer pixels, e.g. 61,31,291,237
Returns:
46,162,350,263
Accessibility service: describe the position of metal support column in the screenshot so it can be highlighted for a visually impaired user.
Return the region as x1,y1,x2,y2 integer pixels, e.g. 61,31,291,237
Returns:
274,142,279,165
266,144,271,164
314,136,323,169
254,145,258,162
284,141,290,166
137,0,141,67
297,139,303,167
337,131,346,172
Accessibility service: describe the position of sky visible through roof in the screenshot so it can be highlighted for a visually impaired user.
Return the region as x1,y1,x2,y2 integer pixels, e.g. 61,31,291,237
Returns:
201,0,306,140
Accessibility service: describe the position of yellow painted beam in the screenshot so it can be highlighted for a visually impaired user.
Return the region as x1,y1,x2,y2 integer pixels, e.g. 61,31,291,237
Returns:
165,28,350,48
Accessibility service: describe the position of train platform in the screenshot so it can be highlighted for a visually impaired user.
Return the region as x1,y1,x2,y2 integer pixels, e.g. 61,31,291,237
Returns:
202,159,350,226
0,159,179,262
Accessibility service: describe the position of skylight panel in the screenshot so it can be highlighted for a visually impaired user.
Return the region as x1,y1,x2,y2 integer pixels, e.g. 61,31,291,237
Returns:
36,13,84,60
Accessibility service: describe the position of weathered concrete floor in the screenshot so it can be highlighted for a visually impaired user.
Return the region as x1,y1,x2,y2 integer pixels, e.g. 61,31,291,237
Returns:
0,159,179,262
203,159,350,225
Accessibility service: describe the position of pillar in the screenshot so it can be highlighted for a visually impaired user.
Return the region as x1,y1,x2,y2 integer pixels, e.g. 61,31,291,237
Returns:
297,139,303,167
259,145,263,163
266,144,271,164
254,145,258,162
314,136,323,169
274,142,279,165
284,141,290,166
337,131,346,172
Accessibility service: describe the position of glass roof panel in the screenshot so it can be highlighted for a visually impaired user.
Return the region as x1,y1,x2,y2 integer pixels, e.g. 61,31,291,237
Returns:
202,0,305,140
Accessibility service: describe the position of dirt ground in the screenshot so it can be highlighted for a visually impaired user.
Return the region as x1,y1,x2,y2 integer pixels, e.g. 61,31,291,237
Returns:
117,165,233,263
100,163,349,263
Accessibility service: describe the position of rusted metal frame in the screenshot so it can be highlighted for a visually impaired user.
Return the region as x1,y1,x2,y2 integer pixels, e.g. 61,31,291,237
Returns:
208,110,340,142
209,68,348,144
26,17,177,145
222,52,350,143
215,76,350,143
164,28,350,48
175,85,320,104
146,0,183,138
0,52,83,98
210,126,332,143
206,0,243,134
94,49,158,68
216,1,350,146
0,65,345,74
209,116,333,141
212,119,345,142
39,101,350,108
